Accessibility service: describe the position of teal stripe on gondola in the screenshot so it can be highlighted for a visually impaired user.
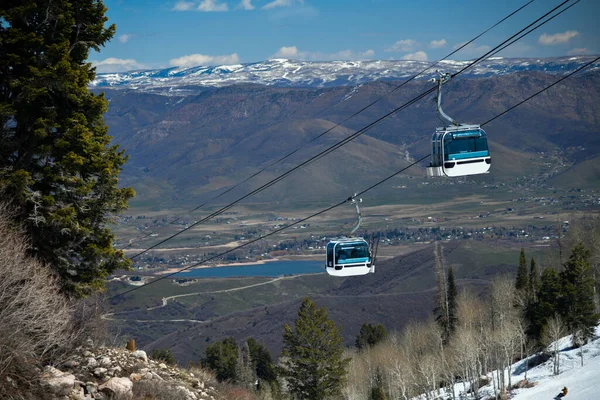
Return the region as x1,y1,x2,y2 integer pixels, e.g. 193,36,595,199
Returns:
338,257,370,265
448,151,489,160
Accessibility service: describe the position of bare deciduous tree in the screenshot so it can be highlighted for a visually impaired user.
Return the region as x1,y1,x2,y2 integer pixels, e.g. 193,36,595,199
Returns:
542,316,566,375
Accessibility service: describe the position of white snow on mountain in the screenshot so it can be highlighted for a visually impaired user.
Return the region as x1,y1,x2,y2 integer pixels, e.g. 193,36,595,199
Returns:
495,325,600,400
477,325,600,400
90,56,600,94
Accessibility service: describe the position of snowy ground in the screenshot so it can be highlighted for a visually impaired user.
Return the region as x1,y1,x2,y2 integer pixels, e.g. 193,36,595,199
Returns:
478,325,600,400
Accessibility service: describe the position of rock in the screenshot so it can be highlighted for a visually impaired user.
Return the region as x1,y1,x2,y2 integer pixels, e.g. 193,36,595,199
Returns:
143,372,154,380
152,372,164,381
158,362,167,369
99,377,133,399
93,367,108,378
176,386,197,400
130,350,147,362
139,368,149,374
71,385,86,400
177,386,198,400
86,357,98,368
108,366,122,376
83,351,94,358
85,381,98,395
64,359,80,368
41,366,76,397
129,373,142,382
99,356,112,368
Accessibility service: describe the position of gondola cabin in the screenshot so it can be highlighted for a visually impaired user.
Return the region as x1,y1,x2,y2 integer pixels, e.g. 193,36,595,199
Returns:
426,124,491,177
326,238,374,277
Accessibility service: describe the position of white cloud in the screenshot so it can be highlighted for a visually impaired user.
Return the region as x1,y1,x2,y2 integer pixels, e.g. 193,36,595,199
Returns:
263,0,302,9
568,48,589,56
272,46,374,61
173,1,195,10
273,45,298,58
237,0,254,10
92,58,145,73
117,34,132,44
400,51,428,61
172,0,228,11
539,31,579,45
429,39,447,49
169,53,240,67
385,39,416,52
198,0,228,11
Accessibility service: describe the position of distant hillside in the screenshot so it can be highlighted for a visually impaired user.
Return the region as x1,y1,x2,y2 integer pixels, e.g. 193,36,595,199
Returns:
141,242,500,365
97,69,600,207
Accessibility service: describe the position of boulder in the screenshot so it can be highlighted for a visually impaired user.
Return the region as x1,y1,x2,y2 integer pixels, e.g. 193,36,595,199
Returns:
41,366,76,397
99,356,112,368
93,367,108,378
99,377,133,399
86,357,98,368
130,350,147,362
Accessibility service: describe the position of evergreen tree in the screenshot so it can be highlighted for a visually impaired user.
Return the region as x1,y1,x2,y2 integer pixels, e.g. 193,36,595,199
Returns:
355,323,388,350
247,337,277,385
527,267,561,341
559,243,599,345
447,265,458,334
528,257,540,303
279,297,349,399
516,248,528,291
203,337,239,382
235,342,255,388
0,1,134,295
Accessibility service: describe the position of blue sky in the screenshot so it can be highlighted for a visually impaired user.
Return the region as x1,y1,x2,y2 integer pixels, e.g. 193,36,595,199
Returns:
91,0,600,72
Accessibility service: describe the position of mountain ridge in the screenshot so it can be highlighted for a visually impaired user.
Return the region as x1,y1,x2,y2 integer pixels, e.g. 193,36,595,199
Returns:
92,56,600,93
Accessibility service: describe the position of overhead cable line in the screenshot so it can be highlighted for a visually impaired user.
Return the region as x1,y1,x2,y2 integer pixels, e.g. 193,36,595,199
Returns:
110,51,597,300
109,153,428,300
122,0,536,249
128,0,576,261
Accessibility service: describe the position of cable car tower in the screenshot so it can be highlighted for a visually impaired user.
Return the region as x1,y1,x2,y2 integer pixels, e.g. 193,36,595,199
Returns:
426,72,491,177
325,195,375,277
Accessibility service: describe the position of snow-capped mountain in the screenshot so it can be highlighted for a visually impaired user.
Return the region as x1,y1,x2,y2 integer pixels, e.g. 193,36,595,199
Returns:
91,56,599,93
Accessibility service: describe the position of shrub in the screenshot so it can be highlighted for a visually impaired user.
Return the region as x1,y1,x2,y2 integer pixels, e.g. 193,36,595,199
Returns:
152,349,176,365
0,207,75,396
131,380,191,400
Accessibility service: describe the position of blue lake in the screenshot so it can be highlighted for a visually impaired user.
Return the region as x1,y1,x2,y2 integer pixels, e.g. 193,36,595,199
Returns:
174,260,325,278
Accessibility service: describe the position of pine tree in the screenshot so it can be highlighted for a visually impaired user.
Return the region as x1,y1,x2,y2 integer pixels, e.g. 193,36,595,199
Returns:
447,265,458,334
516,248,528,292
528,257,540,303
527,267,561,341
203,337,239,382
247,337,277,386
433,243,450,336
355,323,388,350
559,243,599,345
0,1,134,295
279,297,349,399
235,342,255,389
